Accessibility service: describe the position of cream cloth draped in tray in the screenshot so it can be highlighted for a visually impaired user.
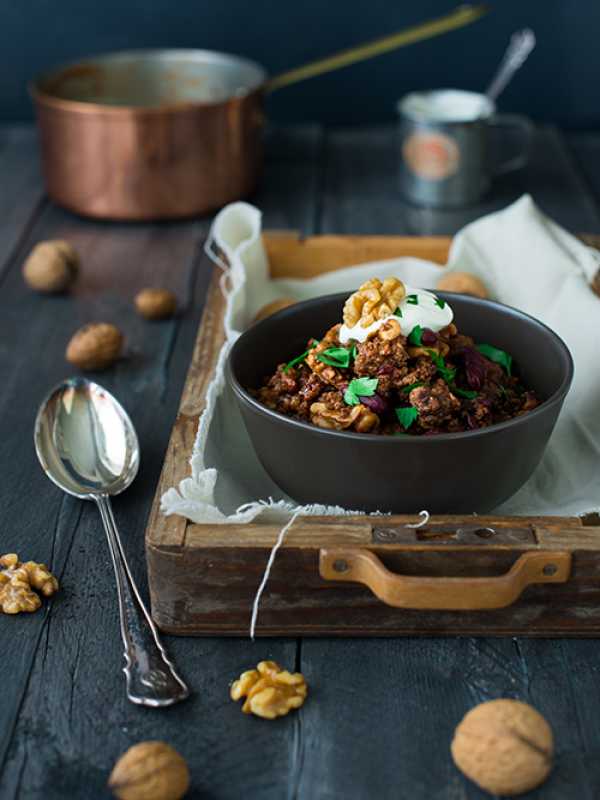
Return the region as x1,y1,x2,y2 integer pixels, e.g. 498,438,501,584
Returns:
161,195,600,524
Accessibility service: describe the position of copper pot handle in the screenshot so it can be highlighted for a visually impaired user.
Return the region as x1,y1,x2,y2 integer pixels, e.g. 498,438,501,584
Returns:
319,549,571,610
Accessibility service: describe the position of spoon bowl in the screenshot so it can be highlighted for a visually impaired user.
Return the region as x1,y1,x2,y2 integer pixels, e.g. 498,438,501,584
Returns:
34,377,189,707
35,377,139,499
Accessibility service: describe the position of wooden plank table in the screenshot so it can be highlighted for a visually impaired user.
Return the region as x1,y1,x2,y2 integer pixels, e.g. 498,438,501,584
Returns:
1,123,600,799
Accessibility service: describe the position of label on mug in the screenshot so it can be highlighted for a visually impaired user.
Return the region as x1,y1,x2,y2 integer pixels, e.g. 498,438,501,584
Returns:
402,131,460,181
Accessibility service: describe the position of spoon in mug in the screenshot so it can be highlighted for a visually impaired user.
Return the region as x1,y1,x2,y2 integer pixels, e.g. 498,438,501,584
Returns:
485,28,536,103
34,377,189,707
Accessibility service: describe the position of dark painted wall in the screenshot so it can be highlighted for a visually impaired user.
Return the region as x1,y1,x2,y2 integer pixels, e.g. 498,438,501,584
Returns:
1,0,598,128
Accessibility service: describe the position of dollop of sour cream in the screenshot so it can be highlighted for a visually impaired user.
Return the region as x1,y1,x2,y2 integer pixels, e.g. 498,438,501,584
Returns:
339,286,453,345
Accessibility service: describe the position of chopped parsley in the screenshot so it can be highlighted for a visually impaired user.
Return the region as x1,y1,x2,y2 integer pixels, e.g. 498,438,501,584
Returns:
426,349,456,384
434,297,446,309
317,346,352,369
476,343,513,375
406,294,419,305
393,306,403,318
344,377,378,406
401,381,425,394
408,325,423,346
395,406,419,429
452,386,478,400
283,340,319,372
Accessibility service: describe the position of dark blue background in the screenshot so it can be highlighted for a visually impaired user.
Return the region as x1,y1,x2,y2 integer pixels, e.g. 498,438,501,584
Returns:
1,0,597,127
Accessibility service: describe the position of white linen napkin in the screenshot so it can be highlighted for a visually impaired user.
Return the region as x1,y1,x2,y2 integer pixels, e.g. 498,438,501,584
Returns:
161,195,600,523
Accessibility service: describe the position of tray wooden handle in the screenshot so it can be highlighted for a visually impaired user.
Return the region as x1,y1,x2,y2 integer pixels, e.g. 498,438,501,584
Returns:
319,549,572,610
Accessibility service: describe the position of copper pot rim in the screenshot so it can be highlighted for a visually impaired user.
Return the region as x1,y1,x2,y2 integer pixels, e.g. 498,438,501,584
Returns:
29,48,268,117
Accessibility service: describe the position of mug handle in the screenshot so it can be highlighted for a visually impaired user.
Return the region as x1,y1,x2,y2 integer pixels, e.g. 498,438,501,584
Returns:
489,113,533,175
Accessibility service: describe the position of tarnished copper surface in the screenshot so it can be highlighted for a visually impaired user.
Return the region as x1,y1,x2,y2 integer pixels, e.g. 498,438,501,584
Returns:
30,51,266,220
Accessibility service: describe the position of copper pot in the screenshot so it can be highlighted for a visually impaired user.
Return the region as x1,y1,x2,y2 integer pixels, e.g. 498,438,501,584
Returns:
30,10,489,220
31,50,267,220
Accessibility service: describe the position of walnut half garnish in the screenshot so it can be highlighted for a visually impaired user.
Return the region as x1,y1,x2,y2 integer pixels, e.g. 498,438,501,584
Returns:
230,660,308,719
343,277,406,329
0,553,59,614
310,400,379,432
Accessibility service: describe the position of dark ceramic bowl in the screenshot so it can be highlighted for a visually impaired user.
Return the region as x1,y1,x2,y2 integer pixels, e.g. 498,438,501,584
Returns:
227,292,573,513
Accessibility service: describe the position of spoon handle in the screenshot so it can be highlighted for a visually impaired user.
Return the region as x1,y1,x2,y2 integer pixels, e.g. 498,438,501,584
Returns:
96,495,190,707
485,28,536,103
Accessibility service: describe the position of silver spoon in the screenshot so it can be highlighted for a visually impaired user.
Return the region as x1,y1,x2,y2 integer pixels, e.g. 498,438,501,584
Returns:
485,28,536,103
34,377,189,707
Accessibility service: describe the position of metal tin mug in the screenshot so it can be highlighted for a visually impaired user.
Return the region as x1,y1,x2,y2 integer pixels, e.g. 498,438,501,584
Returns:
397,89,532,208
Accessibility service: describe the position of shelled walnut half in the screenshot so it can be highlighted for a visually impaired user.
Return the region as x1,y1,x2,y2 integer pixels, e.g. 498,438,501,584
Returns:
230,660,308,719
0,553,58,614
343,277,406,328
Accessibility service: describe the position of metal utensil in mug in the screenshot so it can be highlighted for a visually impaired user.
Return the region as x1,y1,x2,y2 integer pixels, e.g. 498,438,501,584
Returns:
397,89,532,208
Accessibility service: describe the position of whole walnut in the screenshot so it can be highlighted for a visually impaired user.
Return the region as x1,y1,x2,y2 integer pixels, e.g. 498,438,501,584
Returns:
108,741,189,800
66,323,123,370
253,297,296,323
436,271,488,299
592,268,600,298
451,699,553,796
134,288,177,320
23,240,79,293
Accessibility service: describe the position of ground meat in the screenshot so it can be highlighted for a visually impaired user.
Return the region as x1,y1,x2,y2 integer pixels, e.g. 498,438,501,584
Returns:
448,333,475,355
397,358,438,389
255,364,326,419
408,379,461,430
253,308,539,436
353,333,408,376
310,390,379,432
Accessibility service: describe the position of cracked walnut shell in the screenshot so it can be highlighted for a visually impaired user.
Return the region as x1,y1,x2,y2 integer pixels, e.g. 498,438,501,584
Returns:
109,741,189,800
66,322,123,370
0,553,58,614
343,277,406,328
230,660,308,719
451,699,553,796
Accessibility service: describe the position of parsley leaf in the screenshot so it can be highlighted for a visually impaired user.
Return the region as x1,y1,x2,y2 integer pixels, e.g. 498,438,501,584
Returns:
283,350,309,372
344,377,378,406
408,325,423,346
406,294,419,305
434,297,446,309
452,386,478,400
317,346,352,369
283,340,319,372
395,406,419,429
476,343,513,375
401,381,425,394
426,349,456,384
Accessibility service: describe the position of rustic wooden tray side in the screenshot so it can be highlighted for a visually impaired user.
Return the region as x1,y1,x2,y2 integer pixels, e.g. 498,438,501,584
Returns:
145,233,600,637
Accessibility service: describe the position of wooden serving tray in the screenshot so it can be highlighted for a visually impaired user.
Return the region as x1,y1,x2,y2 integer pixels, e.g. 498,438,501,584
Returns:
145,233,600,637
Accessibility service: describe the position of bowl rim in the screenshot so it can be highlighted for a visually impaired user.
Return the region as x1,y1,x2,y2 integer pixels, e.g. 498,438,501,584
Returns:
228,291,574,444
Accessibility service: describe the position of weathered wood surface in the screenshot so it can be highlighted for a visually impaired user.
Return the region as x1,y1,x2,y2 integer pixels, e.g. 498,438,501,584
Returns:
1,123,600,799
151,514,600,637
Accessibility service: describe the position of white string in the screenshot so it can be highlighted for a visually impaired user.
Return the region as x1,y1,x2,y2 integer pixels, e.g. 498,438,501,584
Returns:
249,509,302,640
406,509,430,529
